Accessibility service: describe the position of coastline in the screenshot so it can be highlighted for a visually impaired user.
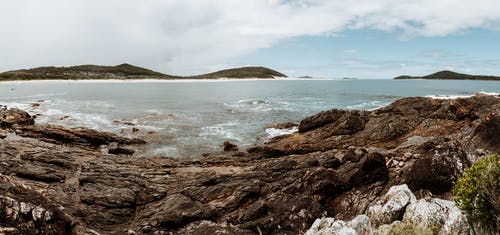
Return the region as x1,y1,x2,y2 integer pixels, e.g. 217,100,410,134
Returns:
0,94,498,234
0,77,335,84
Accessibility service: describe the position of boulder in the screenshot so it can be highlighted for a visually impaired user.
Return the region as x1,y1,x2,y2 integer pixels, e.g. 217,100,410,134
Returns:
299,109,345,133
0,107,35,127
222,141,238,152
402,198,471,234
305,215,373,235
404,154,459,194
368,184,416,227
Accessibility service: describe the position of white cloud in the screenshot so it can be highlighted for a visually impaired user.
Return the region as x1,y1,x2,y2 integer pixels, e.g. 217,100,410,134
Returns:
1,0,500,74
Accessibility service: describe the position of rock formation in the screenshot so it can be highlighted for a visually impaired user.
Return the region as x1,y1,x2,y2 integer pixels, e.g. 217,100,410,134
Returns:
0,94,498,234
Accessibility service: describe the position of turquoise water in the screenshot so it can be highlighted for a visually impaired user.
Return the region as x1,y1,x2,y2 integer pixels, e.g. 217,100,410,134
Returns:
1,79,499,157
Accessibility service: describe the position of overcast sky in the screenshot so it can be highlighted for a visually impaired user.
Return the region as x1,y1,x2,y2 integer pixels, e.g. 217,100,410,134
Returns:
1,0,500,78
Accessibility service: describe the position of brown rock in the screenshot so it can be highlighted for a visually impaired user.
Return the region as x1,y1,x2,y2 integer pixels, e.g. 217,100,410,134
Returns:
222,141,238,152
0,107,35,127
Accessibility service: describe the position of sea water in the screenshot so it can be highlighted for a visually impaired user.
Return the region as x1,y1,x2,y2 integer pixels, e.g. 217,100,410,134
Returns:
1,79,499,157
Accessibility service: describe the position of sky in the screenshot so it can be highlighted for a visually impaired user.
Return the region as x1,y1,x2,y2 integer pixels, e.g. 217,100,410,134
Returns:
1,0,500,78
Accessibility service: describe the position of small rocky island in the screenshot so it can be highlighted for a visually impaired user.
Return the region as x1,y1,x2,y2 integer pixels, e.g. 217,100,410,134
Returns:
0,64,287,81
394,70,500,80
0,94,498,234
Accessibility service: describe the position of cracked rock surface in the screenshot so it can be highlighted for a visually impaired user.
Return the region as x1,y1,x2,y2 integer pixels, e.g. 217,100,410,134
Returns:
0,94,498,234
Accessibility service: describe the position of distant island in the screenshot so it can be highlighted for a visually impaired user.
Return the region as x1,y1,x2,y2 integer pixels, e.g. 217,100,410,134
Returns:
0,63,287,81
394,70,500,81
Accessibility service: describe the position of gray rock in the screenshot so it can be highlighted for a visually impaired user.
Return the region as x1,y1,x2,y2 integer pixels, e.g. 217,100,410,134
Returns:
305,215,373,235
403,198,471,235
368,184,416,227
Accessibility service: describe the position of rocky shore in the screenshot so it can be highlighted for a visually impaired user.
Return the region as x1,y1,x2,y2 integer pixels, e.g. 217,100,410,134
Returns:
0,94,499,234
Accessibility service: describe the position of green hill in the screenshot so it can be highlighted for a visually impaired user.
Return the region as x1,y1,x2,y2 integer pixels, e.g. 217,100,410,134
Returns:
0,64,287,81
394,70,500,81
0,64,175,81
189,66,287,79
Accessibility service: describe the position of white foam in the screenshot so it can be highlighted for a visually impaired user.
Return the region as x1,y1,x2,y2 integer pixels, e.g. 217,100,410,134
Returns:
346,101,389,110
199,122,241,141
425,94,474,100
225,99,294,113
479,91,500,96
2,102,32,110
265,126,298,138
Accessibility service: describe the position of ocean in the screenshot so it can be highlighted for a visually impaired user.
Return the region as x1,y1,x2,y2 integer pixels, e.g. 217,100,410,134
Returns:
1,79,499,157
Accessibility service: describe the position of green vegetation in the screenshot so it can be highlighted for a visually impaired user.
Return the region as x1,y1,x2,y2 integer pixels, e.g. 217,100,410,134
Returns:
394,70,500,80
0,63,174,81
0,64,287,81
385,222,435,235
453,154,499,233
189,66,286,79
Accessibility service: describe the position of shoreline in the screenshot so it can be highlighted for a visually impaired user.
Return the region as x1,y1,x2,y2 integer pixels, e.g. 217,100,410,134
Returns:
0,77,338,84
1,94,498,234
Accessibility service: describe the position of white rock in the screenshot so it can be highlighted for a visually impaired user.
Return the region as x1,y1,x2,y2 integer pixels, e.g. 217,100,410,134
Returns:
439,205,471,235
368,184,416,226
32,206,45,221
347,215,373,235
19,201,33,214
305,215,372,235
403,198,471,235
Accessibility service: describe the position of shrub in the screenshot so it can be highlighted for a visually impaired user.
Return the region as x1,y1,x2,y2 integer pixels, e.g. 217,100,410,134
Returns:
453,154,499,233
386,222,434,235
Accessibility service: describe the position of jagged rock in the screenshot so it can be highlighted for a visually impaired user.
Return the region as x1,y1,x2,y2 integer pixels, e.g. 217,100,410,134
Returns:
0,95,498,234
0,174,75,233
0,107,35,127
299,109,345,133
16,124,146,146
404,154,460,194
402,198,471,234
222,141,238,152
473,113,500,152
368,184,416,227
305,215,373,235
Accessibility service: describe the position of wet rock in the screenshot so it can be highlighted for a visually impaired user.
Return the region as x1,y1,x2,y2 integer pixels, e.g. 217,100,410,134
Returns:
299,109,345,133
267,122,297,129
17,124,146,147
0,107,35,127
222,141,239,152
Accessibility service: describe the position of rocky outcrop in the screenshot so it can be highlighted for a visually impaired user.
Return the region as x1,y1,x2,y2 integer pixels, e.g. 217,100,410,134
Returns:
366,184,471,235
0,107,35,127
0,94,498,234
305,215,373,235
367,184,416,227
